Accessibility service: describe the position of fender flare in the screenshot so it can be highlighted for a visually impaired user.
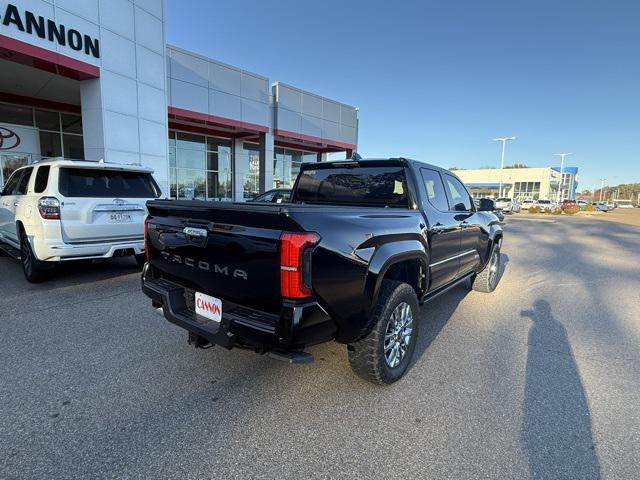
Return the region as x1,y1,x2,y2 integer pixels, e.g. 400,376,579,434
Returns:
365,239,429,312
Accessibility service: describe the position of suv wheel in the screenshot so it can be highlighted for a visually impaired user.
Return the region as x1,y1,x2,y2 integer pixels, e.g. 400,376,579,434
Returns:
134,253,146,267
470,242,501,293
20,231,52,283
347,280,420,385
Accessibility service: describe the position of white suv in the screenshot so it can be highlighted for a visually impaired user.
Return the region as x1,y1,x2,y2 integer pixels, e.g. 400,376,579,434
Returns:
494,197,521,213
0,159,161,282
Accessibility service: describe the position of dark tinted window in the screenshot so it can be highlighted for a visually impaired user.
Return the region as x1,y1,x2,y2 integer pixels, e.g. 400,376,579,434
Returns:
58,168,160,198
420,168,449,211
34,166,51,193
293,166,408,207
16,168,33,195
444,174,472,211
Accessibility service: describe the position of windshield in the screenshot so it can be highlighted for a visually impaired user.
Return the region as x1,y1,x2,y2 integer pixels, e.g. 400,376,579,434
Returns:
58,168,161,198
496,198,511,202
293,166,409,207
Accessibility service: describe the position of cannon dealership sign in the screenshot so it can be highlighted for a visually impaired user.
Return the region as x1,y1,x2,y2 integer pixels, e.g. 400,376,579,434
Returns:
0,3,100,58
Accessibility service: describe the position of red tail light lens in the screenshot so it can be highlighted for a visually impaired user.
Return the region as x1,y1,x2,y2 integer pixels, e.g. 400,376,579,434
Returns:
144,216,150,259
280,232,320,299
37,197,60,219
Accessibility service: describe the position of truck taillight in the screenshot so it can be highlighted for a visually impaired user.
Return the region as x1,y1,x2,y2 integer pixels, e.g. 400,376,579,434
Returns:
37,197,60,219
144,216,150,259
280,232,320,299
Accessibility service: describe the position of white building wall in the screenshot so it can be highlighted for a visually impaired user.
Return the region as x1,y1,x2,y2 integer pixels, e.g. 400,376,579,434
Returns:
454,167,560,199
0,0,170,193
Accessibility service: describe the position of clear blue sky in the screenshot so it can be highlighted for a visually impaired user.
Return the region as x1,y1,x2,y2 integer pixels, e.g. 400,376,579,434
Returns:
166,0,640,191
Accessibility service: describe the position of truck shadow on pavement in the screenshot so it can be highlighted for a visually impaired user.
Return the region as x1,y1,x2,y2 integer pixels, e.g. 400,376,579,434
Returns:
520,299,601,480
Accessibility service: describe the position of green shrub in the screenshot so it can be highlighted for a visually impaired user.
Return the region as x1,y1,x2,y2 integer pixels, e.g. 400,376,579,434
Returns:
585,203,595,212
563,206,580,215
550,208,563,215
528,206,541,214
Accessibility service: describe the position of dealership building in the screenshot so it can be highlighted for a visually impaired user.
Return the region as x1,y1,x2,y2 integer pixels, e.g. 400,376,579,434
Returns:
0,0,358,200
453,166,579,201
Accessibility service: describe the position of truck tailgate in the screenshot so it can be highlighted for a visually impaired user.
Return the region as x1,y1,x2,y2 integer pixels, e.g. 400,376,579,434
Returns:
146,200,302,314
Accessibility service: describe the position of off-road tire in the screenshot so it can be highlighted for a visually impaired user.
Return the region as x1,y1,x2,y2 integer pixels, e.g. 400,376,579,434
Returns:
470,242,501,293
347,280,420,385
20,230,52,283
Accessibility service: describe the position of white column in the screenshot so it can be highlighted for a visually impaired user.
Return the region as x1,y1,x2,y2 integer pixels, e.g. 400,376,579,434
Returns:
262,131,275,192
233,138,246,202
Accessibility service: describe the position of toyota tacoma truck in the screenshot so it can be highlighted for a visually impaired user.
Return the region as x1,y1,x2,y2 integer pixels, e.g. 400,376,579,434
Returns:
142,158,503,384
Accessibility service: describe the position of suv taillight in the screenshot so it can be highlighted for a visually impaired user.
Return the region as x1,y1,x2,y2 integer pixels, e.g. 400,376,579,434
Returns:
280,232,320,299
38,197,60,219
144,216,150,259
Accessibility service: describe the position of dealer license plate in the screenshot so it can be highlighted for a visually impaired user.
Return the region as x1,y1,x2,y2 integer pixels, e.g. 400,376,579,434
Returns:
108,213,133,223
195,292,222,323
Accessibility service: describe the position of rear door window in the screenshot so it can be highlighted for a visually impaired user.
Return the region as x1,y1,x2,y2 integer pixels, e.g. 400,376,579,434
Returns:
420,168,449,211
293,166,408,207
58,168,160,198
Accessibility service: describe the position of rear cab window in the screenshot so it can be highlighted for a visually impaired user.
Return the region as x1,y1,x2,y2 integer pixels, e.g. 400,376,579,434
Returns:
58,168,161,198
292,164,409,207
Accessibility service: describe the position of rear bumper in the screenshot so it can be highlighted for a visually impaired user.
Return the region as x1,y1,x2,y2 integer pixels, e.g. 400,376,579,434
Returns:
33,237,144,261
141,263,336,351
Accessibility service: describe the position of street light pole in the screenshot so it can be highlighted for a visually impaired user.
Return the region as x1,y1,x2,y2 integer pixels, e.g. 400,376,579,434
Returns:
493,136,516,198
599,178,606,202
553,153,572,204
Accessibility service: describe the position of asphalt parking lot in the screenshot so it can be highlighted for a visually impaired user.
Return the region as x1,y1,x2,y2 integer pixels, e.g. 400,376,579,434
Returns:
1,213,639,479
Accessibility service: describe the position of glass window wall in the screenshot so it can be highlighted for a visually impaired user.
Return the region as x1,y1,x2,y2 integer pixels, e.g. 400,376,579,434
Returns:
273,147,317,189
0,103,83,160
168,130,232,201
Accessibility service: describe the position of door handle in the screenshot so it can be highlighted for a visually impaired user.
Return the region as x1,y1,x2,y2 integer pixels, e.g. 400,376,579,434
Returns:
432,222,446,232
460,221,469,229
14,202,19,207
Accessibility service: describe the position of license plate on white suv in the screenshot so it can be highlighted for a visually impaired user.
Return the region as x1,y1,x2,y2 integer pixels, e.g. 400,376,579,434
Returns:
195,292,222,323
108,213,133,223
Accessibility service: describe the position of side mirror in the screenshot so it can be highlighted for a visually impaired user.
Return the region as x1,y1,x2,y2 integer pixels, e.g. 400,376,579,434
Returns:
478,198,495,211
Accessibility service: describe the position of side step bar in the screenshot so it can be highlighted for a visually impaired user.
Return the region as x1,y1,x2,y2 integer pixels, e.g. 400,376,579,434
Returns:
0,242,21,260
421,272,473,304
268,350,315,364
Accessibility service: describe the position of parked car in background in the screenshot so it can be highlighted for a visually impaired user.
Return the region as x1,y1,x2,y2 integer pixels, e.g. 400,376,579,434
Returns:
592,202,611,212
535,199,555,209
561,199,578,210
577,200,588,209
521,199,535,210
495,197,521,213
249,188,291,203
0,159,161,282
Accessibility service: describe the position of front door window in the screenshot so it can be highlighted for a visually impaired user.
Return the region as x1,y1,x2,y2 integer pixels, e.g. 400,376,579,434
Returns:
0,154,31,189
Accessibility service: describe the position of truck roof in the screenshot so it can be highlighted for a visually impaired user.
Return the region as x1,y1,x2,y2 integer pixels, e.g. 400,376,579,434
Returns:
304,157,450,175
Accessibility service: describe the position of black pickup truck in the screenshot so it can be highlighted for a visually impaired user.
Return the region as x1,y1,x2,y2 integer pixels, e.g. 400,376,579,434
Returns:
142,158,503,384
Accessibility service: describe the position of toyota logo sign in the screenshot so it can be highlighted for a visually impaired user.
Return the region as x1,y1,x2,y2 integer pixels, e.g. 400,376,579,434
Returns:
0,127,21,151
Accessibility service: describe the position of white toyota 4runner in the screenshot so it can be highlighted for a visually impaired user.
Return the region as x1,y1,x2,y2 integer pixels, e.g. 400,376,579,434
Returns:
0,159,162,282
